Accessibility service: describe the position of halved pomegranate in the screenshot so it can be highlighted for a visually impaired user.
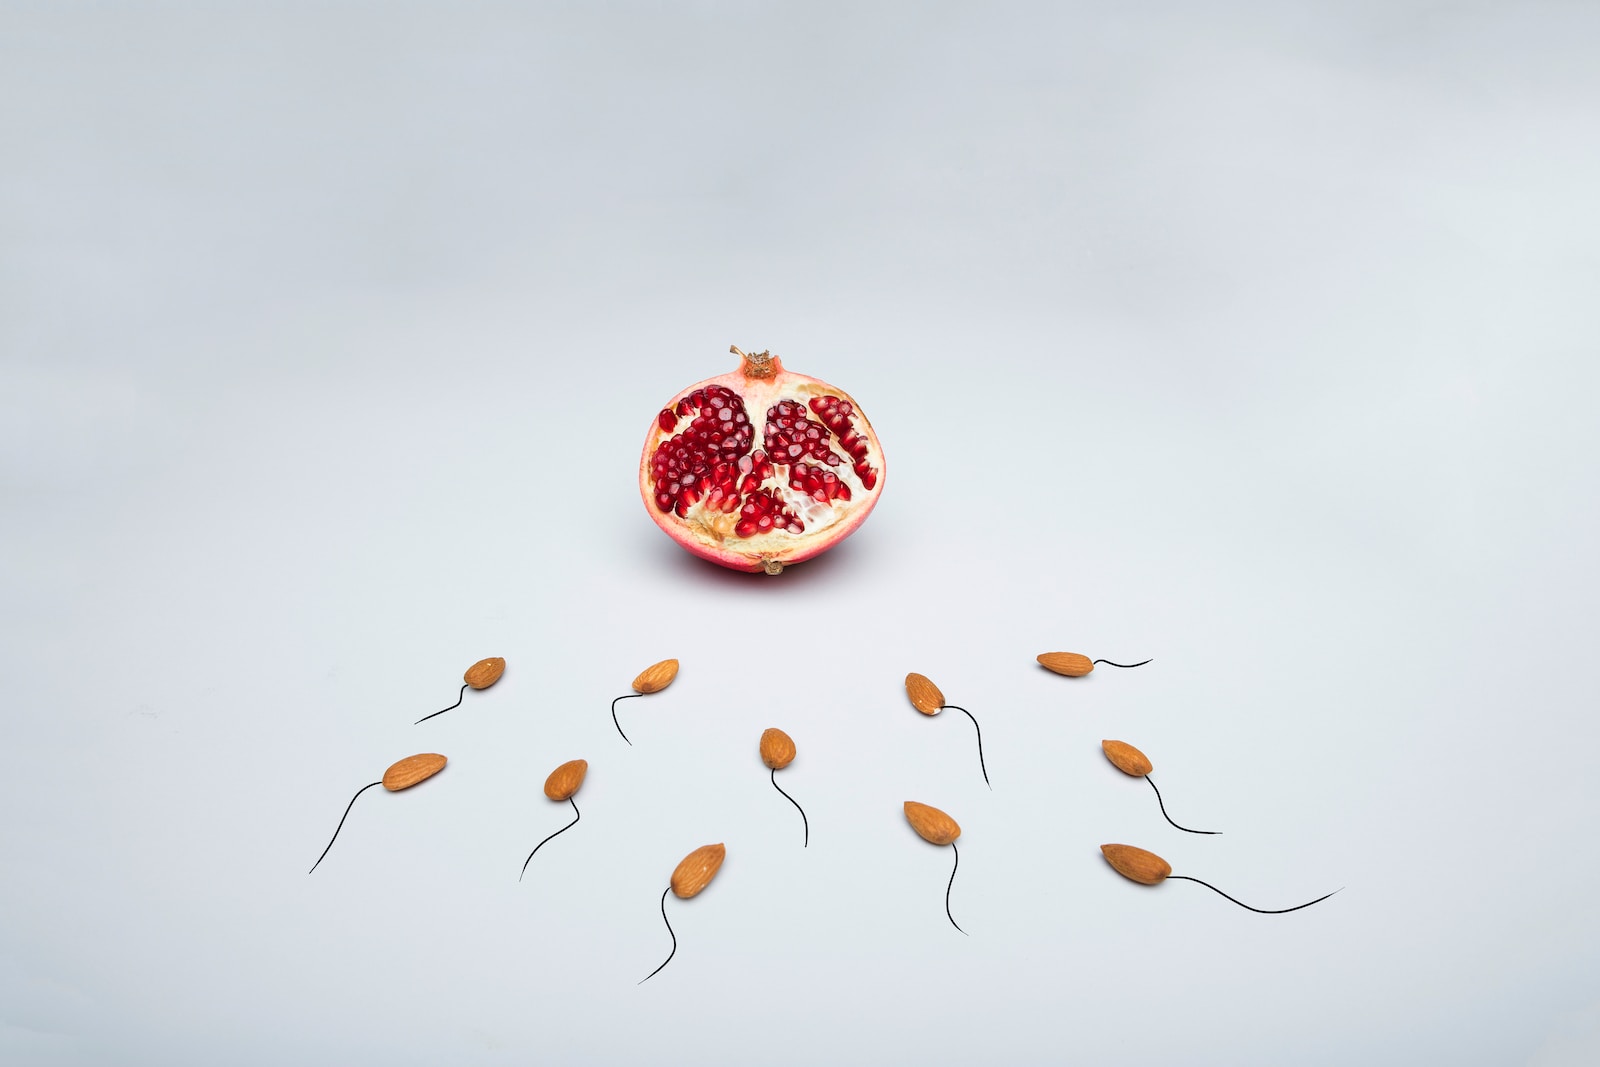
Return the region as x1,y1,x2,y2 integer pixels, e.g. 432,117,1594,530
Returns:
639,346,886,574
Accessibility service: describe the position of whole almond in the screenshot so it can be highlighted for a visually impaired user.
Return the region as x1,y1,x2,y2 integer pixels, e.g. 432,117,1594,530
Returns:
382,753,448,791
1101,740,1153,777
632,658,680,695
543,758,589,801
464,657,506,689
1100,843,1172,885
1037,652,1094,677
904,673,945,715
760,728,796,770
670,843,726,899
903,801,961,846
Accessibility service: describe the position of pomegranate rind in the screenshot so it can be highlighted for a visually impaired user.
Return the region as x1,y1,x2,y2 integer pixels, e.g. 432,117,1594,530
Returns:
639,354,885,573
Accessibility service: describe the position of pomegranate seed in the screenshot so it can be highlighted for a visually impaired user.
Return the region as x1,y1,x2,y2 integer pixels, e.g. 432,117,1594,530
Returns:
653,385,876,534
645,372,879,572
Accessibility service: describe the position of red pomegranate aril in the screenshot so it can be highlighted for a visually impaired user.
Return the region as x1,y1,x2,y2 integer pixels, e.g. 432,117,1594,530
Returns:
640,346,885,573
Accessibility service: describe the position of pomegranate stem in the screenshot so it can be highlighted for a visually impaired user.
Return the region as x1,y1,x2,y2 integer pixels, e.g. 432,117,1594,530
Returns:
730,344,776,378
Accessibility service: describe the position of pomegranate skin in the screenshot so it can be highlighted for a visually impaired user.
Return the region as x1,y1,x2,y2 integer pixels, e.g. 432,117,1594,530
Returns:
639,347,886,574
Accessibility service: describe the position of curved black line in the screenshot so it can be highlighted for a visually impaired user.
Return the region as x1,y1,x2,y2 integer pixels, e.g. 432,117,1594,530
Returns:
638,885,677,984
943,705,990,789
1146,775,1220,835
945,841,967,935
308,780,382,873
416,683,469,725
520,797,581,882
770,768,809,847
1092,658,1152,669
1168,875,1341,914
612,692,643,746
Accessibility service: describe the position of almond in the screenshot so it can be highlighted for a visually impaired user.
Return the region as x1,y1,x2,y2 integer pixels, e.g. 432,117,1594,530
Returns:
760,728,796,770
1101,740,1153,777
904,673,945,715
670,843,726,899
632,658,680,695
1037,652,1094,677
382,753,448,791
463,657,506,689
543,758,588,801
1100,843,1171,885
903,801,961,846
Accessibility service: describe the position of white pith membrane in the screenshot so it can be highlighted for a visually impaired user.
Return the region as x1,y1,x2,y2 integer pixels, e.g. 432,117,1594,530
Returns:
639,354,885,571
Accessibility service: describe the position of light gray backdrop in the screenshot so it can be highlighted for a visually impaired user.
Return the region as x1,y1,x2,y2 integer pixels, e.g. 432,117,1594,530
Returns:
4,2,1598,1064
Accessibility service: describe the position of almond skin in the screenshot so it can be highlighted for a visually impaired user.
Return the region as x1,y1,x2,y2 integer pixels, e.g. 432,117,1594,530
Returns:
382,753,448,791
1101,740,1153,777
632,658,680,695
903,801,961,846
1037,652,1094,677
760,728,796,770
463,657,506,689
543,758,588,801
670,843,726,899
904,673,945,715
1100,843,1172,885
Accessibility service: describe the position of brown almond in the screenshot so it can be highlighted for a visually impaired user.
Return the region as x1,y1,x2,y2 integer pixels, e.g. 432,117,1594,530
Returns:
903,801,961,846
1100,843,1172,885
543,758,589,801
760,728,796,770
632,658,680,695
1101,740,1153,777
382,753,448,791
463,657,506,689
904,673,945,715
1037,652,1094,677
670,843,726,899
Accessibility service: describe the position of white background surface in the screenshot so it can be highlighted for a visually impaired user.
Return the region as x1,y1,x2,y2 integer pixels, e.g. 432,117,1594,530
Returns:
4,3,1599,1064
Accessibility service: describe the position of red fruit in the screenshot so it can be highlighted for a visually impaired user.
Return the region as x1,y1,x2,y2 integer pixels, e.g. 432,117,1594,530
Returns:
639,346,886,574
